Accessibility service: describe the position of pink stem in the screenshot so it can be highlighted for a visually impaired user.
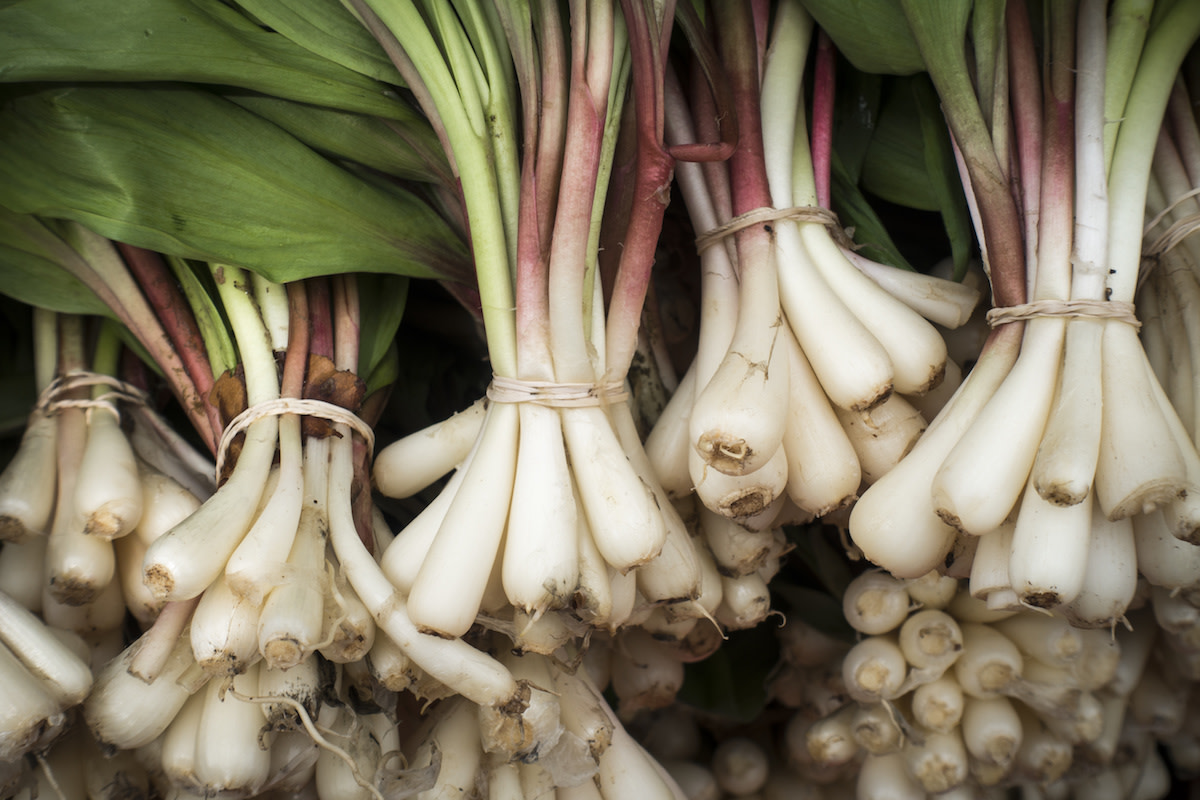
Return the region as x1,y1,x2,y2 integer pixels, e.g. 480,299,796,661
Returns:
812,30,836,210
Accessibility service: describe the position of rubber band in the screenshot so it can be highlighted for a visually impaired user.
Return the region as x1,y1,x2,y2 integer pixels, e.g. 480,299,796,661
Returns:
486,375,628,408
985,299,1140,329
216,398,375,478
1142,211,1200,263
34,370,149,419
694,205,858,254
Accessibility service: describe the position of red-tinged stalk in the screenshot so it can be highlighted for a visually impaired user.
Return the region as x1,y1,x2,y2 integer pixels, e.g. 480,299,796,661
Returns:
687,0,790,479
932,0,1075,536
603,0,681,384
810,30,835,211
57,225,215,454
116,243,221,444
1030,0,1108,507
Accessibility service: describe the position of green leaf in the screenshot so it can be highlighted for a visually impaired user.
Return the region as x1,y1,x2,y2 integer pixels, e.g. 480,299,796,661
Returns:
830,151,915,270
860,82,940,211
912,77,973,280
0,210,115,317
0,0,408,120
357,273,409,381
225,91,450,185
231,0,405,84
0,83,469,284
799,0,926,76
831,66,883,184
167,255,236,379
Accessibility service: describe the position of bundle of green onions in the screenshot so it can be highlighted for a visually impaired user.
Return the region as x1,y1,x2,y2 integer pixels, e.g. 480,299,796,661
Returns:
7,0,1200,797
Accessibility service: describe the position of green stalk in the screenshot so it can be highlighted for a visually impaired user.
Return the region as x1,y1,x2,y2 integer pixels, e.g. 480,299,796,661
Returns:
900,0,1026,309
210,265,280,408
357,0,518,377
1106,0,1200,303
1104,0,1157,172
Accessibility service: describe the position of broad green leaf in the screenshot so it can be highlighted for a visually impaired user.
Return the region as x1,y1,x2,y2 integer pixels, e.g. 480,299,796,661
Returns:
357,273,409,381
225,92,451,185
232,0,404,84
0,210,114,318
0,0,407,120
830,151,916,271
831,66,883,184
0,83,469,285
799,0,925,76
860,82,940,211
913,77,973,280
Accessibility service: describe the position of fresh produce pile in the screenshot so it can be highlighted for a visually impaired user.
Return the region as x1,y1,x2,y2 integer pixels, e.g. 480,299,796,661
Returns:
2,0,1200,798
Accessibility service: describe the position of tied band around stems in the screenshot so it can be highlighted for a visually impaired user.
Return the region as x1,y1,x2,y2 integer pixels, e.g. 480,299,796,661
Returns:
694,205,859,254
985,299,1141,329
486,375,629,408
215,398,376,479
34,370,149,420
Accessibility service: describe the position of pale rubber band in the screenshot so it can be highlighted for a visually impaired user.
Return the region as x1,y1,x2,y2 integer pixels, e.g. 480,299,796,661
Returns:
216,398,375,478
486,374,628,408
694,205,857,254
1143,211,1200,263
34,370,148,420
986,299,1141,329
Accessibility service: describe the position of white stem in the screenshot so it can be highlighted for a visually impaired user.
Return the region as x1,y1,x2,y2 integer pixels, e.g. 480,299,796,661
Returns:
0,413,56,542
932,318,1066,535
192,667,272,796
142,416,279,602
0,590,91,707
779,328,860,516
842,635,907,704
1134,507,1200,588
407,401,518,638
803,704,858,768
800,223,948,396
902,728,968,794
1008,481,1093,609
645,365,698,500
851,701,903,756
898,609,963,672
857,752,924,800
849,327,1021,577
841,571,913,636
115,532,163,626
133,464,201,548
969,522,1014,602
962,694,1022,768
1058,510,1137,629
710,736,769,795
564,404,665,572
0,537,44,614
1095,323,1188,518
689,443,788,522
83,629,208,750
840,248,982,329
190,571,260,677
226,413,305,606
714,571,771,631
502,404,577,615
611,628,684,719
257,493,327,671
319,567,376,665
0,640,65,761
912,673,966,733
835,394,926,486
953,623,1023,699
75,408,143,540
372,399,486,500
324,427,520,708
